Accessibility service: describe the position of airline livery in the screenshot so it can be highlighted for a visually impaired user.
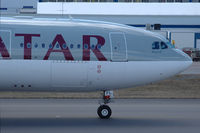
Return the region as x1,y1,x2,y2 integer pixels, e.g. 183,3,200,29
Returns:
0,17,192,118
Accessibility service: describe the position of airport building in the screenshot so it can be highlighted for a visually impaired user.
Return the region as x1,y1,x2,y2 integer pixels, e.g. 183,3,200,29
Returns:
1,0,200,56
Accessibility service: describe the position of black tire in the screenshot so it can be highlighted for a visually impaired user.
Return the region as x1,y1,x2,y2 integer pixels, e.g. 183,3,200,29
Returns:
97,105,112,119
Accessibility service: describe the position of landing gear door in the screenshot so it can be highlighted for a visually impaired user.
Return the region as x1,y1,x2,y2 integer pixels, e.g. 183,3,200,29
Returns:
109,32,127,62
0,30,11,59
51,62,88,89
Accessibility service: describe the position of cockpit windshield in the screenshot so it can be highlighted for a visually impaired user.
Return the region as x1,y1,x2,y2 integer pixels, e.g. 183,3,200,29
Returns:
152,41,174,50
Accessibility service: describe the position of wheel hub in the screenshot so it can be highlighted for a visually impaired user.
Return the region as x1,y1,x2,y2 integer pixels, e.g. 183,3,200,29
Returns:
101,109,109,116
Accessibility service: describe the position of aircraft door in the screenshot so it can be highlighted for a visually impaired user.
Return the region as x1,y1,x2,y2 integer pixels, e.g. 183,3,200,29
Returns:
0,30,11,59
109,32,127,62
51,61,88,89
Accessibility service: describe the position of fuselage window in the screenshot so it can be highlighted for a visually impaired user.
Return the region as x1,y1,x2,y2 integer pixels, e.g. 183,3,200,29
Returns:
97,44,101,50
27,43,31,48
84,44,88,49
161,42,168,49
20,43,24,48
62,44,67,49
91,44,95,50
70,44,73,49
49,44,53,49
56,43,60,48
77,44,81,49
34,43,38,48
42,43,45,48
152,41,160,49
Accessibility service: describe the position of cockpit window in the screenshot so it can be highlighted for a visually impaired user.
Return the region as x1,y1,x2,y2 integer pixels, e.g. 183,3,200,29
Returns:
161,42,168,49
152,41,171,50
152,41,160,49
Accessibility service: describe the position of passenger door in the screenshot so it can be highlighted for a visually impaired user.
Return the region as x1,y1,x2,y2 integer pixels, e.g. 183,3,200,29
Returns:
109,32,127,62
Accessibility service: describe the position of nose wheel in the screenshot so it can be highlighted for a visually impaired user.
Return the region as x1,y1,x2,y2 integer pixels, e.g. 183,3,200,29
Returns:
97,90,113,119
97,105,112,119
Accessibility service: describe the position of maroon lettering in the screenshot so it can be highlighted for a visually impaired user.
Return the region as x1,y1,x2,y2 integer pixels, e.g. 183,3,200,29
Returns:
0,36,10,59
82,35,107,61
15,34,40,59
43,34,74,60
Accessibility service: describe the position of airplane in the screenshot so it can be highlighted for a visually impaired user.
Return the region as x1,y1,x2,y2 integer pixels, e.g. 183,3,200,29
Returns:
0,16,192,119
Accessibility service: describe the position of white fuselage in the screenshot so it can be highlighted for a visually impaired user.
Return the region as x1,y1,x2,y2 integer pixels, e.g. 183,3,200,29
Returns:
0,17,192,92
0,60,191,91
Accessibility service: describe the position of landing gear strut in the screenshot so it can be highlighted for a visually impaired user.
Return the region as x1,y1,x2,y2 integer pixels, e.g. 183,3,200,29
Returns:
97,90,113,119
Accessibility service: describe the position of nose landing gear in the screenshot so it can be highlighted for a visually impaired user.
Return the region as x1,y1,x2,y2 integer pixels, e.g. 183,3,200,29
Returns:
97,90,113,119
97,104,112,119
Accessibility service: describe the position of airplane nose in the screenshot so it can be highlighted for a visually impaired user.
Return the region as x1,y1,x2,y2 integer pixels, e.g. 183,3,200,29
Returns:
174,48,193,61
173,48,193,72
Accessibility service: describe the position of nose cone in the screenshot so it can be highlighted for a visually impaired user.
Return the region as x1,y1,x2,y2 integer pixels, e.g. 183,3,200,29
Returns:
174,49,192,61
173,49,193,73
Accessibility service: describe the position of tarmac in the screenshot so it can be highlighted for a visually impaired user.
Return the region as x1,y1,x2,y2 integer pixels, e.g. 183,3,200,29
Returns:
0,63,200,132
1,99,200,133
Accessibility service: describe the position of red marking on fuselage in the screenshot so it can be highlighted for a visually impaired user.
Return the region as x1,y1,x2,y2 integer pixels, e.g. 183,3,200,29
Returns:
43,34,74,60
0,36,10,59
15,34,40,59
97,70,101,73
82,35,107,61
97,65,101,69
97,65,102,73
5,33,107,61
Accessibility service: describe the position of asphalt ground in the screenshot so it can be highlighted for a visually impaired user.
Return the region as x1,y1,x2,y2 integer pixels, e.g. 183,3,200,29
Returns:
1,99,200,133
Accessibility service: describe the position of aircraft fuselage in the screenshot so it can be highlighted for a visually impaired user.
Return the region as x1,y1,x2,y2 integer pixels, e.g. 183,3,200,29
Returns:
0,17,192,91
